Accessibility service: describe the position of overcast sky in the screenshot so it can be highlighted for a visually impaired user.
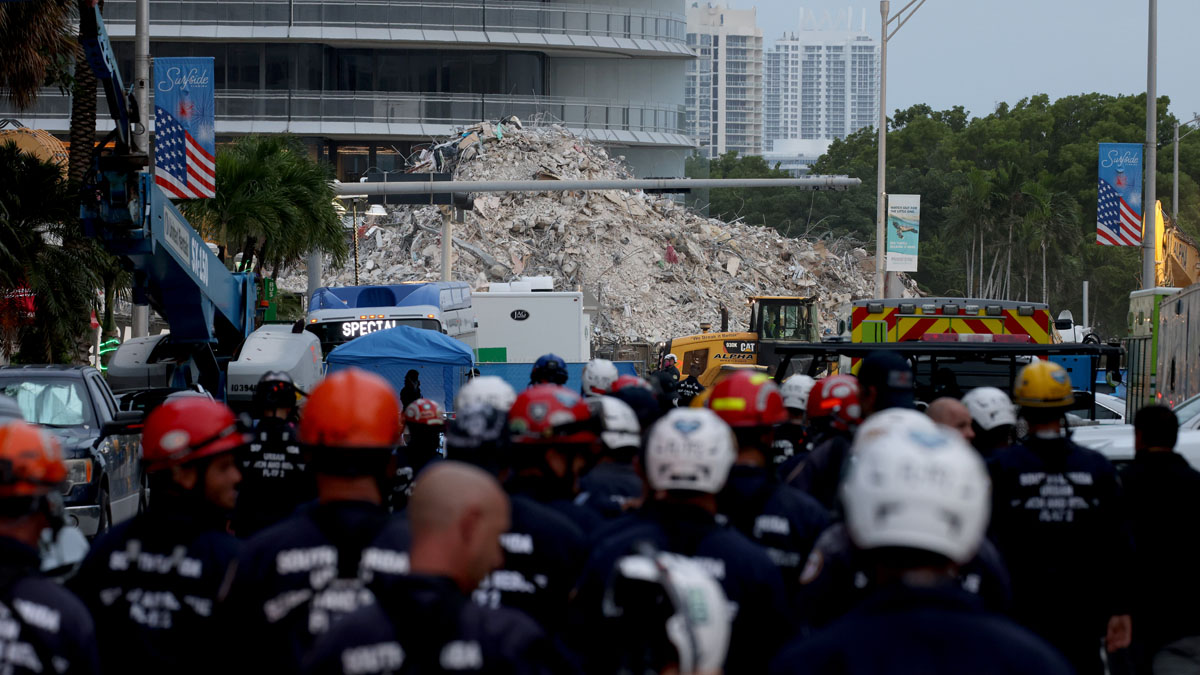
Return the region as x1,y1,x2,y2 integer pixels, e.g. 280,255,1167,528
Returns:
721,0,1200,124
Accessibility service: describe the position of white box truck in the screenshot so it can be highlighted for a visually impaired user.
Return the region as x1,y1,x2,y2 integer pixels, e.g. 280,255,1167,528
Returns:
473,277,589,363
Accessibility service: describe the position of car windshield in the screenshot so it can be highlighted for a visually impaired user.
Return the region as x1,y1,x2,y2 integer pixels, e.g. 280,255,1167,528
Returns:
1173,394,1200,427
0,378,94,427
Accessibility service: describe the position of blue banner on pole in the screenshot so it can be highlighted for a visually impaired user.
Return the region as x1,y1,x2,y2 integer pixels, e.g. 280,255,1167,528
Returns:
153,57,216,199
1096,142,1142,246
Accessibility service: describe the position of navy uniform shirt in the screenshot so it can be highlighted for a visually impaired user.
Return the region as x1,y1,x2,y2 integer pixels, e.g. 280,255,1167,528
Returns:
571,501,792,674
218,501,411,673
303,574,567,675
0,537,100,675
770,583,1072,675
70,493,237,674
232,416,314,537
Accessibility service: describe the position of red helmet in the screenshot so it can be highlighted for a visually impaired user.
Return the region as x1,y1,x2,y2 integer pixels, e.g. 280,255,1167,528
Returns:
142,398,249,471
0,422,67,498
300,368,403,449
706,371,787,428
507,384,597,446
807,375,863,432
611,375,653,393
404,398,444,427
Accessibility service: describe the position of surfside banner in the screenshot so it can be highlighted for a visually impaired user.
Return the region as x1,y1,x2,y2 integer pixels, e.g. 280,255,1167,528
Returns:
886,193,920,272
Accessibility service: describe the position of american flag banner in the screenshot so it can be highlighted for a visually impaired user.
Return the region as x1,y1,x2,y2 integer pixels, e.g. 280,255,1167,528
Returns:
1096,143,1142,246
153,57,216,200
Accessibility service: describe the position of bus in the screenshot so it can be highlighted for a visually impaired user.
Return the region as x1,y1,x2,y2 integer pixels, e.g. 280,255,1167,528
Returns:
305,281,476,356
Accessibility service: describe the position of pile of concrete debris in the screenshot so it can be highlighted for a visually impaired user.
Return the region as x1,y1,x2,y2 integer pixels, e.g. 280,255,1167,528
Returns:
279,119,915,343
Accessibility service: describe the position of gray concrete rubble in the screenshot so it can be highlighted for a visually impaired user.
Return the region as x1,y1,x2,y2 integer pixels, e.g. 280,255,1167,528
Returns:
277,120,917,343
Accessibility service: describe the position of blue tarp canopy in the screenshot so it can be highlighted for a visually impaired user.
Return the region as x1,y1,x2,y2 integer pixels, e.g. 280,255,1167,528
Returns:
326,325,474,411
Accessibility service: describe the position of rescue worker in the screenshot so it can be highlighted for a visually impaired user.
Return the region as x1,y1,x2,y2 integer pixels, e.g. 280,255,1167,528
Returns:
570,408,792,674
774,374,816,469
530,354,569,387
926,396,976,444
445,392,589,636
576,396,645,520
797,410,1012,629
232,370,314,537
652,354,681,405
1121,405,1200,673
706,372,830,598
400,369,422,409
580,358,619,398
218,368,411,673
987,360,1133,675
390,397,443,512
302,462,564,674
601,549,733,675
0,422,100,675
771,423,1071,675
675,363,706,407
785,374,862,507
505,384,604,534
72,398,246,674
961,386,1017,457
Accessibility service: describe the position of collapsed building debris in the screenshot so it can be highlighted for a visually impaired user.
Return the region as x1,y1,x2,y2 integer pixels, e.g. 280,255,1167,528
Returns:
278,120,916,343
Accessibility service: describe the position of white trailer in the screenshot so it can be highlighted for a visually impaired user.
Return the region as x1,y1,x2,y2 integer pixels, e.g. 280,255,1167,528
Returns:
473,278,589,363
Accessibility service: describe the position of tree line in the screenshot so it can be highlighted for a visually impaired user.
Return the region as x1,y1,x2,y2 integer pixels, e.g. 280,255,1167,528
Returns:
688,93,1200,336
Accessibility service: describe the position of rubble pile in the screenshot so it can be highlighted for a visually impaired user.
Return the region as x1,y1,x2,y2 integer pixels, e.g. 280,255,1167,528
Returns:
279,120,914,343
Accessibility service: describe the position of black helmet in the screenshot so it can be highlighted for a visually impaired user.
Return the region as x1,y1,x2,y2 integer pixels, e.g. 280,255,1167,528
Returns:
253,371,300,410
444,404,509,474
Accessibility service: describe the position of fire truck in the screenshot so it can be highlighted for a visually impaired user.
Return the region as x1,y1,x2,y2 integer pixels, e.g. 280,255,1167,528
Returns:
849,298,1053,344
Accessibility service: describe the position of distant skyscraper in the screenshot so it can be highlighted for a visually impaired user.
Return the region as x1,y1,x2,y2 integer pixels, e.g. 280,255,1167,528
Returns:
685,3,763,158
764,7,878,170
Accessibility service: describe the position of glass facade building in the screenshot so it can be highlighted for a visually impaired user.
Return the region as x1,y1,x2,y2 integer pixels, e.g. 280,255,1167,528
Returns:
684,2,762,158
2,0,694,178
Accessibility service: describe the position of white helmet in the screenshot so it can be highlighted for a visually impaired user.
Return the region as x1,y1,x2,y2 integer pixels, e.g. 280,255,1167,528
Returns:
644,409,735,494
781,375,816,411
842,424,990,564
593,396,641,452
455,376,517,413
961,387,1017,431
605,551,732,675
855,407,940,447
582,359,620,397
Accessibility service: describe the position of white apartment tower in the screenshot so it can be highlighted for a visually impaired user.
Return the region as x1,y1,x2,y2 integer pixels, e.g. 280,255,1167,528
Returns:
685,3,763,157
765,8,878,147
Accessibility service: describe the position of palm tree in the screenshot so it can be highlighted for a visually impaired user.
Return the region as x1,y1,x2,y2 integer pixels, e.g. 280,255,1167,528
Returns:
0,142,103,362
181,135,347,276
0,0,76,109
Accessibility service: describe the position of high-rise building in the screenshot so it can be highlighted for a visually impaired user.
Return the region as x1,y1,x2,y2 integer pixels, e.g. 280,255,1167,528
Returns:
764,8,878,170
0,0,694,178
685,3,763,158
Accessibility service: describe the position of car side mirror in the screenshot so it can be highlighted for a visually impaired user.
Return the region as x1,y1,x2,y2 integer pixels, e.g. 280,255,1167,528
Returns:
101,410,144,438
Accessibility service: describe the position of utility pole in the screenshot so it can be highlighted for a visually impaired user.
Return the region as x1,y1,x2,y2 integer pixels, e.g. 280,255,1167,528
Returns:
131,0,151,337
875,0,926,298
1142,0,1157,290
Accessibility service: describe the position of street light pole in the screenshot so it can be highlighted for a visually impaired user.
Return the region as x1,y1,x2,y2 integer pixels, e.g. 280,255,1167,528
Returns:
875,0,926,298
1142,0,1157,290
1173,116,1200,223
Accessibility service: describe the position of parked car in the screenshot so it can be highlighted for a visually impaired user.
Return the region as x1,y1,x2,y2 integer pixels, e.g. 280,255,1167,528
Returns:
1072,393,1200,470
0,365,144,536
0,394,22,423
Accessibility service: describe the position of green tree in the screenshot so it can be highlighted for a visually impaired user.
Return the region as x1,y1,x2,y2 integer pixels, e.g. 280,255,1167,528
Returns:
0,143,102,362
0,0,76,109
181,135,347,277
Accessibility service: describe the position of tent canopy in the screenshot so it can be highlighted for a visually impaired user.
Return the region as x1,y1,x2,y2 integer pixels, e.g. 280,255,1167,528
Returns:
326,325,474,411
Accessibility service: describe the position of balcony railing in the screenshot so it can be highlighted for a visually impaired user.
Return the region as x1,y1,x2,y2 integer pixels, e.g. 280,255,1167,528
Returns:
5,88,687,137
100,0,686,44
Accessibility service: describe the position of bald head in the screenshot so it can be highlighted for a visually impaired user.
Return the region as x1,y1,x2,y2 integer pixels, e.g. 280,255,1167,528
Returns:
408,461,510,592
926,398,975,443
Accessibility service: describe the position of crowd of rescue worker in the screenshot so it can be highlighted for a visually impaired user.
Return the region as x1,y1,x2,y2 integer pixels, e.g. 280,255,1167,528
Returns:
0,348,1198,675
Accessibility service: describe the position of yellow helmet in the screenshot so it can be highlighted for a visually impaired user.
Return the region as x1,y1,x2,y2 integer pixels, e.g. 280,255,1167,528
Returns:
1013,360,1074,408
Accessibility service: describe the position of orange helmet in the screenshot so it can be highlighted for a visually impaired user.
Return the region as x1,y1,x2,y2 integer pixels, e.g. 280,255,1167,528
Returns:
142,398,249,472
508,384,597,446
404,398,444,427
300,368,402,449
706,371,787,428
0,422,67,498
